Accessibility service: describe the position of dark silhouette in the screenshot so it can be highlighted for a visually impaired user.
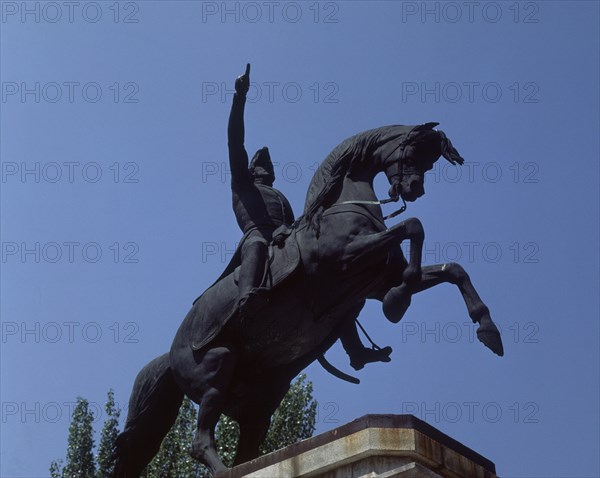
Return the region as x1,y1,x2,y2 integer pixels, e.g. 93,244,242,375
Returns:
228,64,391,372
114,71,503,477
227,65,294,317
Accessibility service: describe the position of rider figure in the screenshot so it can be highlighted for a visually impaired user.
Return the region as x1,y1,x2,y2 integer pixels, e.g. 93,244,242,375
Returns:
229,64,293,316
229,64,391,370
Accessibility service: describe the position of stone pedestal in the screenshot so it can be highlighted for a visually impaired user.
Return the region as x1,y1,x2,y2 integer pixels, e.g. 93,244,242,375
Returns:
218,414,497,478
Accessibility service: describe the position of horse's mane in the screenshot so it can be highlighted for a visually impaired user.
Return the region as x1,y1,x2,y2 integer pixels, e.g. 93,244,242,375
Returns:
301,125,418,232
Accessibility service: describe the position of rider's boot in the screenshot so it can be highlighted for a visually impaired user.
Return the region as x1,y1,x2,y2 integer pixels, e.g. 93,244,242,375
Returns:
349,346,393,371
340,319,393,370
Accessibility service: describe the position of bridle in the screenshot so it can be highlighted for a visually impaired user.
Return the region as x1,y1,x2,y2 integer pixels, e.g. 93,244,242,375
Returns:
337,139,409,220
336,195,407,221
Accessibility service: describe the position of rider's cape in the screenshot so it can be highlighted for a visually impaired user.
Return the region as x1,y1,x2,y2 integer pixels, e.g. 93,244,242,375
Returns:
188,225,299,351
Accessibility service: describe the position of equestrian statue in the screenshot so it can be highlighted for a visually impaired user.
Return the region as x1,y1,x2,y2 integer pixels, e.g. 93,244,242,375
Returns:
113,64,504,477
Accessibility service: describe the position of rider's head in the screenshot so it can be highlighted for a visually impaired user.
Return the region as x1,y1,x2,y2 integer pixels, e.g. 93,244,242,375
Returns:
250,147,275,186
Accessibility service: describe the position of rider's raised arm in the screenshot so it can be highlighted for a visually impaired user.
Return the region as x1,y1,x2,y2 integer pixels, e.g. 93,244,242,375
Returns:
228,64,252,188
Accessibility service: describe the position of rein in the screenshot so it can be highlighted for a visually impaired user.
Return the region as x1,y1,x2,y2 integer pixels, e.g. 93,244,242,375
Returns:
337,195,407,220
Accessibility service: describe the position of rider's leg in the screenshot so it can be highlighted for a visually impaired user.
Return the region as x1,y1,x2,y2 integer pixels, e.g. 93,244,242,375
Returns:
339,320,392,371
336,301,392,371
238,234,269,316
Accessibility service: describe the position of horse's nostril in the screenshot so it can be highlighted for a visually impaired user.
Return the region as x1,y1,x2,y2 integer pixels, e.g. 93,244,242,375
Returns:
410,179,423,194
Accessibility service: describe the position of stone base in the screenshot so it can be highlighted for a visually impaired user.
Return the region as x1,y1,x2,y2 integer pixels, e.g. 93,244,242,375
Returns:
217,414,497,478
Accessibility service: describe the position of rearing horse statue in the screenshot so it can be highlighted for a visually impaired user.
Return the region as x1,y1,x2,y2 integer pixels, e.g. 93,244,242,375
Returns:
113,123,504,477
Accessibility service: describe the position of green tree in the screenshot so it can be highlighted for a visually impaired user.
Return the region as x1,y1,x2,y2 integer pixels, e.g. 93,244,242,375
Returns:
142,374,317,477
49,459,63,478
63,397,96,478
141,397,204,477
260,373,317,454
213,415,239,469
96,389,120,478
51,375,317,477
213,374,317,470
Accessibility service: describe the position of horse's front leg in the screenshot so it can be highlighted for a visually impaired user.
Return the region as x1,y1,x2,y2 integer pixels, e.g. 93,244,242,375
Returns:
347,217,424,323
342,217,424,280
339,217,423,326
385,262,504,356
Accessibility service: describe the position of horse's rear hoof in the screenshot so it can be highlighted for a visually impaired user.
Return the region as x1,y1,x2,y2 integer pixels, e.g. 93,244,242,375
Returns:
383,286,411,323
190,441,227,476
477,322,504,356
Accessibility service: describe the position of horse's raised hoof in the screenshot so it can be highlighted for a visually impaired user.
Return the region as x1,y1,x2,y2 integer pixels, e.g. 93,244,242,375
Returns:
382,286,411,324
476,319,504,356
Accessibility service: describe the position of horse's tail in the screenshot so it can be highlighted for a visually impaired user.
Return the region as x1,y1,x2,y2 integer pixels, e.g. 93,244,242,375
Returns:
113,353,184,478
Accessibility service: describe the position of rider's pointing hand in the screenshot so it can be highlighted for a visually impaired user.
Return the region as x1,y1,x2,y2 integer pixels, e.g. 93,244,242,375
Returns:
235,63,251,97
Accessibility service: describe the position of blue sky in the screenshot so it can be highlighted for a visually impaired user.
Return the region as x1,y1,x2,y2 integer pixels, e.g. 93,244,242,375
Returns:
1,1,598,476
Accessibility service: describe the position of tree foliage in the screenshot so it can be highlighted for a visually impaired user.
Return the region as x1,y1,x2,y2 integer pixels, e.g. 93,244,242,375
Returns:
141,397,204,477
51,397,96,478
214,373,317,468
51,374,317,477
96,389,120,477
261,374,317,454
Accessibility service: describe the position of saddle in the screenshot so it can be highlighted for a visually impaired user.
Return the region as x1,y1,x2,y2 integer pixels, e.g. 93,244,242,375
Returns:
189,226,301,351
265,224,299,287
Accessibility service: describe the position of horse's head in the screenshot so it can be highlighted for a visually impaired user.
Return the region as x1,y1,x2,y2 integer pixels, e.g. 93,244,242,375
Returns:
303,124,465,233
383,124,464,202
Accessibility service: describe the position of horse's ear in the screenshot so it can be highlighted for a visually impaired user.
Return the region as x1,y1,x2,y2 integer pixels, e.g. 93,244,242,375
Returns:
415,122,440,131
437,130,465,166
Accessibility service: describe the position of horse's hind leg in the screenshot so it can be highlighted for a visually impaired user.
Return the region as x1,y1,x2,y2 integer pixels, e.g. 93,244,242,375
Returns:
233,413,271,466
173,345,236,474
233,379,291,466
384,263,504,356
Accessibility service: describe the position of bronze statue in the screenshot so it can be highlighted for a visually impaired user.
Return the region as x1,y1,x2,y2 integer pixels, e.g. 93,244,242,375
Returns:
113,66,504,477
228,64,391,372
227,64,294,317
